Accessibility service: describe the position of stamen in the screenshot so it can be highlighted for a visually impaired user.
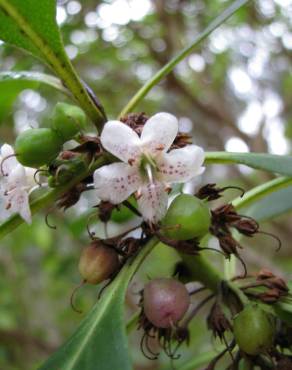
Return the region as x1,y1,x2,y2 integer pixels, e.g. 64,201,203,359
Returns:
135,189,142,200
145,163,154,184
155,144,165,151
4,188,16,196
164,185,172,194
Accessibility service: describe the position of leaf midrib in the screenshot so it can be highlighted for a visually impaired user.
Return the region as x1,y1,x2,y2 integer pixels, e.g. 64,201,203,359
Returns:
0,0,105,126
62,272,128,370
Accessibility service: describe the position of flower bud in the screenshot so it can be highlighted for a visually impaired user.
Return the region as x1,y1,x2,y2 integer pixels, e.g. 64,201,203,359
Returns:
143,278,190,328
48,154,88,187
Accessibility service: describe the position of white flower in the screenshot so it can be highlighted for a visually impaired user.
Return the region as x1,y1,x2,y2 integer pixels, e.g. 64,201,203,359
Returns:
0,144,35,224
94,113,205,223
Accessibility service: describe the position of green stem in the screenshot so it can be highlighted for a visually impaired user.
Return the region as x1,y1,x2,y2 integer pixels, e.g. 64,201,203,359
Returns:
232,176,292,210
119,0,250,116
127,237,159,276
180,252,249,306
224,254,237,280
180,252,223,292
0,156,108,240
0,0,106,129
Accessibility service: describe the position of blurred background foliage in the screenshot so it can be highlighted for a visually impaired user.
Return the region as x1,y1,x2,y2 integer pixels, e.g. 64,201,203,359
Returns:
0,0,292,369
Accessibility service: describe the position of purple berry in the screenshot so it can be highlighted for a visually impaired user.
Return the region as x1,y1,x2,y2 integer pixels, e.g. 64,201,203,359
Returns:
143,278,190,328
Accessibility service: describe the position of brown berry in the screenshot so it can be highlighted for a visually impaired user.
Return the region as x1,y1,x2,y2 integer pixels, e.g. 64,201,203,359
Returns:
78,242,119,284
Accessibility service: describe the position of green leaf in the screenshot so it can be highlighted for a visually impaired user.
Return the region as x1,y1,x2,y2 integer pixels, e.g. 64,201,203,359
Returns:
0,0,106,127
0,75,38,122
0,0,62,58
39,238,158,370
244,185,292,221
232,177,292,221
205,152,292,177
0,71,70,96
233,177,292,211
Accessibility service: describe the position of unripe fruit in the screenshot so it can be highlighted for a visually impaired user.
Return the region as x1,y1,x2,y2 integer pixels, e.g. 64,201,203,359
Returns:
143,278,190,328
233,304,275,355
48,156,88,187
161,194,211,240
52,102,86,142
78,243,119,284
111,197,138,223
15,128,63,168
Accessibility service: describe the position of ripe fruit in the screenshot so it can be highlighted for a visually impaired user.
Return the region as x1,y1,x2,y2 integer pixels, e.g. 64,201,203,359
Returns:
15,128,63,168
233,304,275,355
143,278,190,328
78,242,120,284
51,102,86,142
161,194,211,240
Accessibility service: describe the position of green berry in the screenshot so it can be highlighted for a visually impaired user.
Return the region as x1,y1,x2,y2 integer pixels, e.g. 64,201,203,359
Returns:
111,197,138,223
51,102,86,142
78,242,120,284
15,128,63,168
233,304,275,355
161,194,211,240
48,155,88,187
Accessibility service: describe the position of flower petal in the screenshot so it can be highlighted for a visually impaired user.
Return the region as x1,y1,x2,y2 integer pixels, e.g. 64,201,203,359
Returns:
7,164,27,188
0,198,11,221
9,189,32,224
25,167,37,188
141,112,178,154
137,181,168,223
0,144,18,175
101,121,141,163
157,145,205,183
94,163,141,204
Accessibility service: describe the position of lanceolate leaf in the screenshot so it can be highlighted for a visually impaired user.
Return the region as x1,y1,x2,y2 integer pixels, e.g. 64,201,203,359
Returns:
0,76,39,122
244,185,292,221
205,152,292,177
0,0,106,127
0,71,70,96
232,177,292,221
40,238,158,370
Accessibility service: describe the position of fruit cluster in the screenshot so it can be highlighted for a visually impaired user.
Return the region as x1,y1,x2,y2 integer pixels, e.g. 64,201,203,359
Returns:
1,108,290,370
15,102,87,168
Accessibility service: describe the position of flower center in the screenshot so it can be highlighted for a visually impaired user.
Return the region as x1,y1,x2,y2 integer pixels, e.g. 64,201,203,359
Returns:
139,154,157,184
